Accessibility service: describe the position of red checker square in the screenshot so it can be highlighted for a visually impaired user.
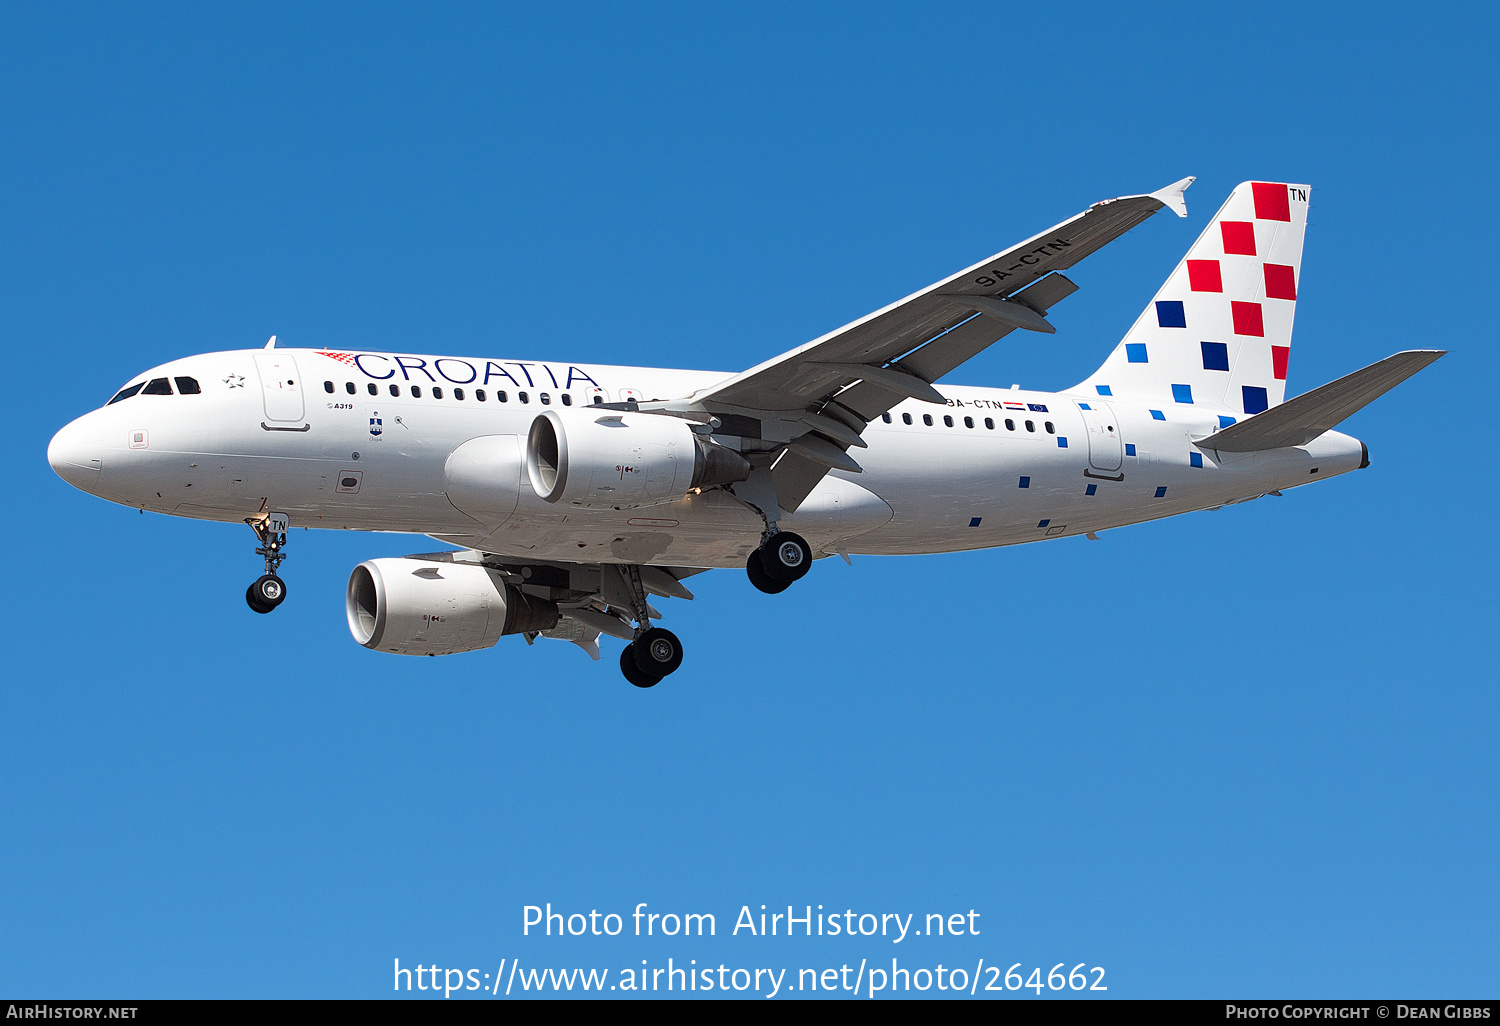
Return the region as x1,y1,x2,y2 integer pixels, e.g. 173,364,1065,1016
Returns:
1272,345,1290,381
1252,182,1291,221
1221,221,1257,255
1231,301,1265,336
1264,263,1297,300
1187,259,1223,292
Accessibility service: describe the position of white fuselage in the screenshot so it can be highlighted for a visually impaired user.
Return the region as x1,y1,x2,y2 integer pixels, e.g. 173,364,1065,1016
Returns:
48,347,1366,567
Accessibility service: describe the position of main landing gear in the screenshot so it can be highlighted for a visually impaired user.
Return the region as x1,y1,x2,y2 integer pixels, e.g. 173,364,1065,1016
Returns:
620,627,684,689
245,513,289,614
746,531,811,595
608,565,684,688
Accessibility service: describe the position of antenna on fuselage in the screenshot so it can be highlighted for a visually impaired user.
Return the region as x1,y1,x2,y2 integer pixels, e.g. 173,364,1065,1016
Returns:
264,335,277,349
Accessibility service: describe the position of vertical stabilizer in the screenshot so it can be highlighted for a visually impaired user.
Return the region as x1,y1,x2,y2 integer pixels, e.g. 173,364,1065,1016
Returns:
1077,181,1309,415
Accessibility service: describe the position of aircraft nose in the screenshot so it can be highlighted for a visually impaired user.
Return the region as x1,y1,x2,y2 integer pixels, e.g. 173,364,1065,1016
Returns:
48,416,105,493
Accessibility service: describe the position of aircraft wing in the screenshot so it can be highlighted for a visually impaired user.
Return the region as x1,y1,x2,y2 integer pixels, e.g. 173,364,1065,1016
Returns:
695,177,1194,419
668,177,1193,510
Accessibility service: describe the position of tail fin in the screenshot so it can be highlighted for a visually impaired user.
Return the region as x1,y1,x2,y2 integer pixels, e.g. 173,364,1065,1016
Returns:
1077,181,1310,415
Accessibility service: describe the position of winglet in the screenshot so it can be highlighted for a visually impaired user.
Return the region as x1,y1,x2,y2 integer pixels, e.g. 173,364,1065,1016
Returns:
1149,176,1195,218
264,335,277,349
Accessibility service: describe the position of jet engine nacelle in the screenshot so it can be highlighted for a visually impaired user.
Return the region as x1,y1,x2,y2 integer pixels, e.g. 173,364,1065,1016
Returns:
346,558,558,656
525,409,751,509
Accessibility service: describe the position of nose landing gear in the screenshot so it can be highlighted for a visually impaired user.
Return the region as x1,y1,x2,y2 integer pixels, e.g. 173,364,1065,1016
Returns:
245,513,289,614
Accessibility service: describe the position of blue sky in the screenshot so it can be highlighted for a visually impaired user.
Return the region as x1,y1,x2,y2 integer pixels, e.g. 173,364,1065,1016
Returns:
2,2,1496,999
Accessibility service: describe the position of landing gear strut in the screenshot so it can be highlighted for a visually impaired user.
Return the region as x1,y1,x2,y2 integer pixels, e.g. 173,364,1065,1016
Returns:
245,513,289,614
608,565,685,687
732,465,814,595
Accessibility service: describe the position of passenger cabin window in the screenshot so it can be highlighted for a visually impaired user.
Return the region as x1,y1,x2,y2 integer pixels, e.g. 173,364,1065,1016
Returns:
984,417,994,429
389,384,401,396
411,386,423,398
902,413,912,425
1025,420,1035,432
943,415,954,427
432,386,444,399
540,393,551,405
324,381,335,393
173,376,201,394
964,416,974,428
591,395,603,405
498,391,509,402
1005,418,1015,430
922,414,933,426
143,378,173,395
367,383,378,396
1045,421,1055,434
881,413,892,423
454,388,465,400
562,394,573,406
108,382,145,404
519,392,530,403
476,389,487,401
345,381,356,394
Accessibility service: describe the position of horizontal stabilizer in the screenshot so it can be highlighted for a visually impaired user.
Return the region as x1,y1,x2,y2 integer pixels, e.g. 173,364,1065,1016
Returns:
1196,350,1445,452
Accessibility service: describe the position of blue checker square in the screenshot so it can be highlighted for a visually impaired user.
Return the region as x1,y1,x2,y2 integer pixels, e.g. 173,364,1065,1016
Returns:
1150,409,1165,421
1155,300,1186,328
1018,476,1030,488
1125,443,1137,456
1172,383,1194,404
1201,341,1230,371
1079,402,1092,410
1190,452,1203,468
1218,415,1237,428
1126,343,1150,363
1155,486,1168,498
969,517,982,527
1037,519,1050,528
1096,385,1112,395
1243,385,1270,414
1057,437,1068,448
1085,484,1097,496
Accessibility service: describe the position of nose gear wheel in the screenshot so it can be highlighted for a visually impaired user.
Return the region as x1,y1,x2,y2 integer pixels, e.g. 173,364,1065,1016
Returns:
246,574,287,614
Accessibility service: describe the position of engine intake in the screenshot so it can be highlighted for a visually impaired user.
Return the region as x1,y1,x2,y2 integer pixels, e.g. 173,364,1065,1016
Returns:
346,558,558,656
525,409,750,509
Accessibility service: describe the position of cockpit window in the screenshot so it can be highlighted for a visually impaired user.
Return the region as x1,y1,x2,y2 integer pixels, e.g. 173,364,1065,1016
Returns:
174,376,201,395
142,377,174,395
108,382,144,404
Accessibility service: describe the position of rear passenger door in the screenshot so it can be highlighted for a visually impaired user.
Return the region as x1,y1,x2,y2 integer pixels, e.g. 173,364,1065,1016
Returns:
1077,401,1122,472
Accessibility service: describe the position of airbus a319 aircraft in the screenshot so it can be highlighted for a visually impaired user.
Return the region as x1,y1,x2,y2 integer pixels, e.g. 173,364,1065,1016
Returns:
48,179,1442,686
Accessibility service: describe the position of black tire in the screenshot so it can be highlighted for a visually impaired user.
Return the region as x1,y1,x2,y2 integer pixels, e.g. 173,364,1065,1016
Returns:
631,627,683,677
759,532,812,583
245,583,273,614
620,645,663,688
746,549,791,594
251,574,287,609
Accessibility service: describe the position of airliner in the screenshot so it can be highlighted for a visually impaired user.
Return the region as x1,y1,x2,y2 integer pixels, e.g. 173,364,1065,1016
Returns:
47,179,1442,686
